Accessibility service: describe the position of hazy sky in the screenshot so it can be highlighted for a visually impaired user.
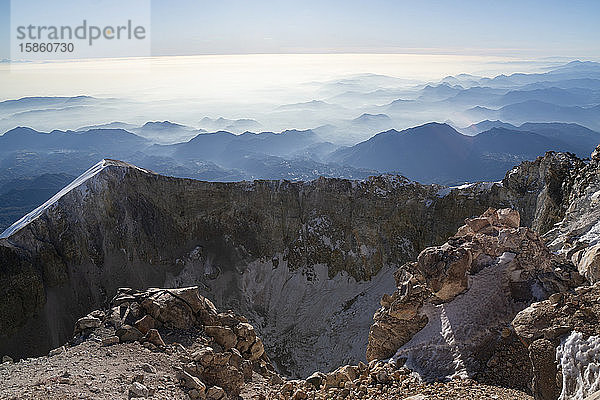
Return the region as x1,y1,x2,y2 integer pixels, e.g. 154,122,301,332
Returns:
1,0,599,59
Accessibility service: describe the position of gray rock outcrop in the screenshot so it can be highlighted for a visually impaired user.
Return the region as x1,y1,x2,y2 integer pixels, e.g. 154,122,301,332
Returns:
513,284,600,400
546,145,600,284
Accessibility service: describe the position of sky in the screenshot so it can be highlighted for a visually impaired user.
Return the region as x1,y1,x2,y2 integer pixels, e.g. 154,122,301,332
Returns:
1,0,599,59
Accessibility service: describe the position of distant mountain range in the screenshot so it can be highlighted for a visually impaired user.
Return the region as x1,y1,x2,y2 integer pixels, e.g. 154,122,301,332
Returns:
0,96,99,113
465,101,600,131
168,129,322,165
198,117,263,133
1,60,600,229
0,127,149,155
328,122,600,183
459,120,518,135
2,119,599,187
0,123,374,197
0,118,598,231
2,61,599,145
131,121,202,144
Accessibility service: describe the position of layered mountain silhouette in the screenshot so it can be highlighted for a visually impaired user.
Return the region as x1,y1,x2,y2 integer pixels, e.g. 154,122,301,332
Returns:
459,121,600,156
2,120,599,190
0,127,149,155
328,122,599,183
459,120,518,135
0,96,98,113
465,101,600,130
198,117,263,133
1,60,599,229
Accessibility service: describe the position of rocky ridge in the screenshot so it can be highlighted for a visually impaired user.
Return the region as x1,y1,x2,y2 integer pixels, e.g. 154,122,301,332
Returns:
513,284,600,400
0,151,585,376
1,205,591,400
275,204,600,400
1,284,535,400
545,146,600,284
2,146,600,398
505,145,600,400
354,146,600,400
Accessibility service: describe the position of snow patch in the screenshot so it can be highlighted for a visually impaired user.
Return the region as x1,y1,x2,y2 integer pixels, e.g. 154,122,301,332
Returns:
378,174,415,187
557,331,600,400
393,251,518,380
0,159,150,239
369,175,416,196
436,181,501,198
0,160,109,239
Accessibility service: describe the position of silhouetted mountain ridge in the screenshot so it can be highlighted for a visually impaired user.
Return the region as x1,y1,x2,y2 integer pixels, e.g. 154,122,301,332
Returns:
328,122,600,184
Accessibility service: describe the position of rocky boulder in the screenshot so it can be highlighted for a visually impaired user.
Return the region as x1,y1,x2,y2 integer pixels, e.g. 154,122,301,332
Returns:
71,286,275,399
367,208,582,386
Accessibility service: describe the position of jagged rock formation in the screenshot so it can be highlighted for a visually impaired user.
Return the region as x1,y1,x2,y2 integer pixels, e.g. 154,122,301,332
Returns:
358,146,600,400
272,359,532,400
546,145,600,284
501,151,584,234
504,145,600,399
366,208,582,390
0,151,587,376
1,286,279,400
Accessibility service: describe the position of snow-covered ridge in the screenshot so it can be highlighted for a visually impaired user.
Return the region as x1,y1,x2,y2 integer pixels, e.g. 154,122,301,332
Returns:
436,181,502,198
0,159,150,239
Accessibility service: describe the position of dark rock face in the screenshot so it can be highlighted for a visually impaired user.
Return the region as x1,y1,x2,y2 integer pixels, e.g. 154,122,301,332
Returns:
0,152,586,376
529,339,561,400
505,146,600,400
500,151,584,234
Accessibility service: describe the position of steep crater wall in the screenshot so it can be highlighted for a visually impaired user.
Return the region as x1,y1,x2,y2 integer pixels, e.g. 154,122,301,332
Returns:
0,152,584,377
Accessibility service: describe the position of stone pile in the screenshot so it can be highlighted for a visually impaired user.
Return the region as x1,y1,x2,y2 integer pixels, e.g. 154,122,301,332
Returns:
72,286,277,399
273,360,530,400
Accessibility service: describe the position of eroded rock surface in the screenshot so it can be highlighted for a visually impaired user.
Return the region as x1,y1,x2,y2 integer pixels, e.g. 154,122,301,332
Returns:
367,208,582,388
70,286,277,399
0,285,534,400
272,359,532,400
0,147,597,397
546,145,600,284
